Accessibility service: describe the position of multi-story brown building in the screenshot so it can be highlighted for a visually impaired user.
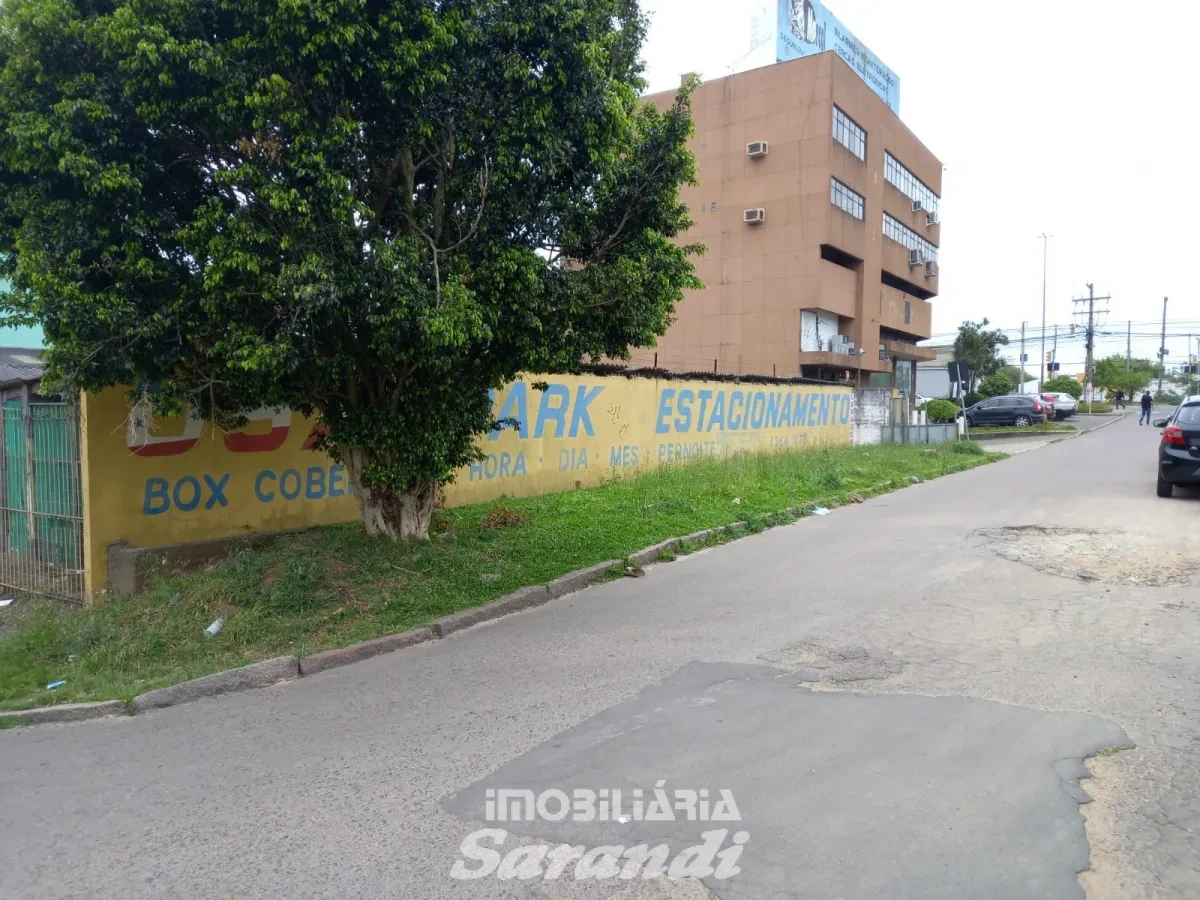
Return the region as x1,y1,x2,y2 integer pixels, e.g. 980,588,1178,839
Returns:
633,52,941,392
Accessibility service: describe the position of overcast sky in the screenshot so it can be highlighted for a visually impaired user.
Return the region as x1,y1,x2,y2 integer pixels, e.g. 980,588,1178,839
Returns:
640,0,1200,375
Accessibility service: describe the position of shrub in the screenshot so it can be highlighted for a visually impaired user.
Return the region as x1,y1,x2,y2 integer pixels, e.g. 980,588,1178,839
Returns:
1043,376,1083,399
1155,391,1182,406
925,399,958,423
978,372,1014,398
963,392,985,408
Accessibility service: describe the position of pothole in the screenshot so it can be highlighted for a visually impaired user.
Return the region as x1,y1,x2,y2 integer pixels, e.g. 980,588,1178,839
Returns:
976,526,1199,587
760,641,905,684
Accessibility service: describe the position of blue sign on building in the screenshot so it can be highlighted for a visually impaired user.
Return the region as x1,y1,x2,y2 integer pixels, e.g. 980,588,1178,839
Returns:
777,0,901,113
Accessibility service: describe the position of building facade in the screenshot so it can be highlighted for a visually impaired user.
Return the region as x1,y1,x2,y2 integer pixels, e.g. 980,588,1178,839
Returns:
633,53,942,391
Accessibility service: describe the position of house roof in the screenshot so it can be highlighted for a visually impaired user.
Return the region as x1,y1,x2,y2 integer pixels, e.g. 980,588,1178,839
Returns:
0,347,44,387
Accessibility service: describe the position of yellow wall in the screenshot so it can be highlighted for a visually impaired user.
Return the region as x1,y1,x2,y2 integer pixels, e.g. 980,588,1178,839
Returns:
81,377,852,597
447,375,851,504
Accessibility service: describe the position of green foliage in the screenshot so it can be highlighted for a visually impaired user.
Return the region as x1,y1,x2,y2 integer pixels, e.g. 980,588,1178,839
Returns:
963,391,985,408
1155,391,1182,406
925,398,958,423
978,372,1014,398
951,441,986,455
997,365,1033,386
0,0,701,537
1043,375,1082,399
1092,356,1151,398
952,319,1009,390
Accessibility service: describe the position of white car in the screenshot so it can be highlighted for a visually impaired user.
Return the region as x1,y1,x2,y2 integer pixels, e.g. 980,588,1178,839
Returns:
1041,392,1077,420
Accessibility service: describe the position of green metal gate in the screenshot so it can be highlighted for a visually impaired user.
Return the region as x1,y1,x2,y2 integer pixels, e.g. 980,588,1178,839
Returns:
0,401,84,602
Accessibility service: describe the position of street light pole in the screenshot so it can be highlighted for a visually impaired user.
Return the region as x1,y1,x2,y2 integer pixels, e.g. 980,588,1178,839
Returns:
1039,233,1052,390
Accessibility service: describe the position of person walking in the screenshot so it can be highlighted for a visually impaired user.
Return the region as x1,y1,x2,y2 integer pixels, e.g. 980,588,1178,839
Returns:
1114,389,1125,409
1139,391,1153,425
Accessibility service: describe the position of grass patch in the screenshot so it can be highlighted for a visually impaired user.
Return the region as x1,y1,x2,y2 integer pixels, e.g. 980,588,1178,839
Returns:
0,716,32,730
1095,745,1127,757
1075,403,1114,414
0,443,999,710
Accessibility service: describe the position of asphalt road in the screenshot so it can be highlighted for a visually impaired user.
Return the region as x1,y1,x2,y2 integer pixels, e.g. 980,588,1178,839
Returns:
3,412,1198,899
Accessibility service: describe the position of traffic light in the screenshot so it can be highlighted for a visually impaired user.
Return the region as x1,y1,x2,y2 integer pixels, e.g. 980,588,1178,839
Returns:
1046,351,1053,363
1069,324,1076,334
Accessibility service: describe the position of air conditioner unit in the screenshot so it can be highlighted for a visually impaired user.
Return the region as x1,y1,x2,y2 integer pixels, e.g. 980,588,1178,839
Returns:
908,248,925,267
926,210,939,227
925,260,939,278
911,200,924,213
743,208,766,225
746,141,769,158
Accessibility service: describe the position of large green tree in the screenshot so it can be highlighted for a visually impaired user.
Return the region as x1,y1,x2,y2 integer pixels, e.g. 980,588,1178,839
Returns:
0,0,701,539
1092,355,1151,399
952,319,1009,391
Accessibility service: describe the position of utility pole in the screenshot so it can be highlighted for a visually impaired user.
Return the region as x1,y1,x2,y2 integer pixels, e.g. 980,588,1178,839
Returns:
1126,321,1131,371
1053,325,1058,368
1072,283,1110,411
1156,297,1168,397
1039,234,1051,390
1019,321,1027,393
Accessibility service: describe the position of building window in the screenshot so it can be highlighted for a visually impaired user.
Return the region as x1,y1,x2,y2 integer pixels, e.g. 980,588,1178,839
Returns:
882,213,939,261
832,107,866,161
830,178,864,220
884,152,939,216
904,300,911,324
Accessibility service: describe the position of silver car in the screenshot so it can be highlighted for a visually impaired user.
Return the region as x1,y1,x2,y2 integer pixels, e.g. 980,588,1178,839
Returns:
1041,392,1078,420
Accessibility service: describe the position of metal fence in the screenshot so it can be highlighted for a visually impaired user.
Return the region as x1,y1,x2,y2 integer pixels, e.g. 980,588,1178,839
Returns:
0,401,85,603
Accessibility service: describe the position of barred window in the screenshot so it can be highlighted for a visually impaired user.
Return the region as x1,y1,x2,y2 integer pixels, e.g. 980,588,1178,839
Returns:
830,178,864,220
832,107,866,160
882,213,939,261
884,152,939,215
904,300,911,324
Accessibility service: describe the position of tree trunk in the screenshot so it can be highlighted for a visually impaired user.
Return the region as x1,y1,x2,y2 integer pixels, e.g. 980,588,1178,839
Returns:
345,450,435,540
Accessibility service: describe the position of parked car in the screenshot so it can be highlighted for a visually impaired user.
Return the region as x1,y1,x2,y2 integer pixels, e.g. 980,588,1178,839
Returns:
1153,397,1200,497
960,395,1048,427
1042,391,1078,420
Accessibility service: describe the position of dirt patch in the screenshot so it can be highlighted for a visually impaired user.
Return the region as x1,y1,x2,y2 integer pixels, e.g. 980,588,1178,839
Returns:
977,526,1199,587
481,504,531,530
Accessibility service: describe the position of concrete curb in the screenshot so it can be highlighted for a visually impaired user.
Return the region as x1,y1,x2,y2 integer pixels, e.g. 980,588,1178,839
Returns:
547,560,623,599
633,539,681,566
299,628,435,676
432,586,551,638
0,700,125,726
132,655,299,713
969,430,1075,443
9,460,999,727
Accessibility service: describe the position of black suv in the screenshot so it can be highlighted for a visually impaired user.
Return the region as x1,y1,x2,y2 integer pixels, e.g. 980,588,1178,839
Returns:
1154,397,1200,497
961,395,1047,428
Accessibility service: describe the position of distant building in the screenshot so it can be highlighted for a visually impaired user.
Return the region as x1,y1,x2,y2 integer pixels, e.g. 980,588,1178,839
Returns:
916,345,956,398
632,52,942,392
